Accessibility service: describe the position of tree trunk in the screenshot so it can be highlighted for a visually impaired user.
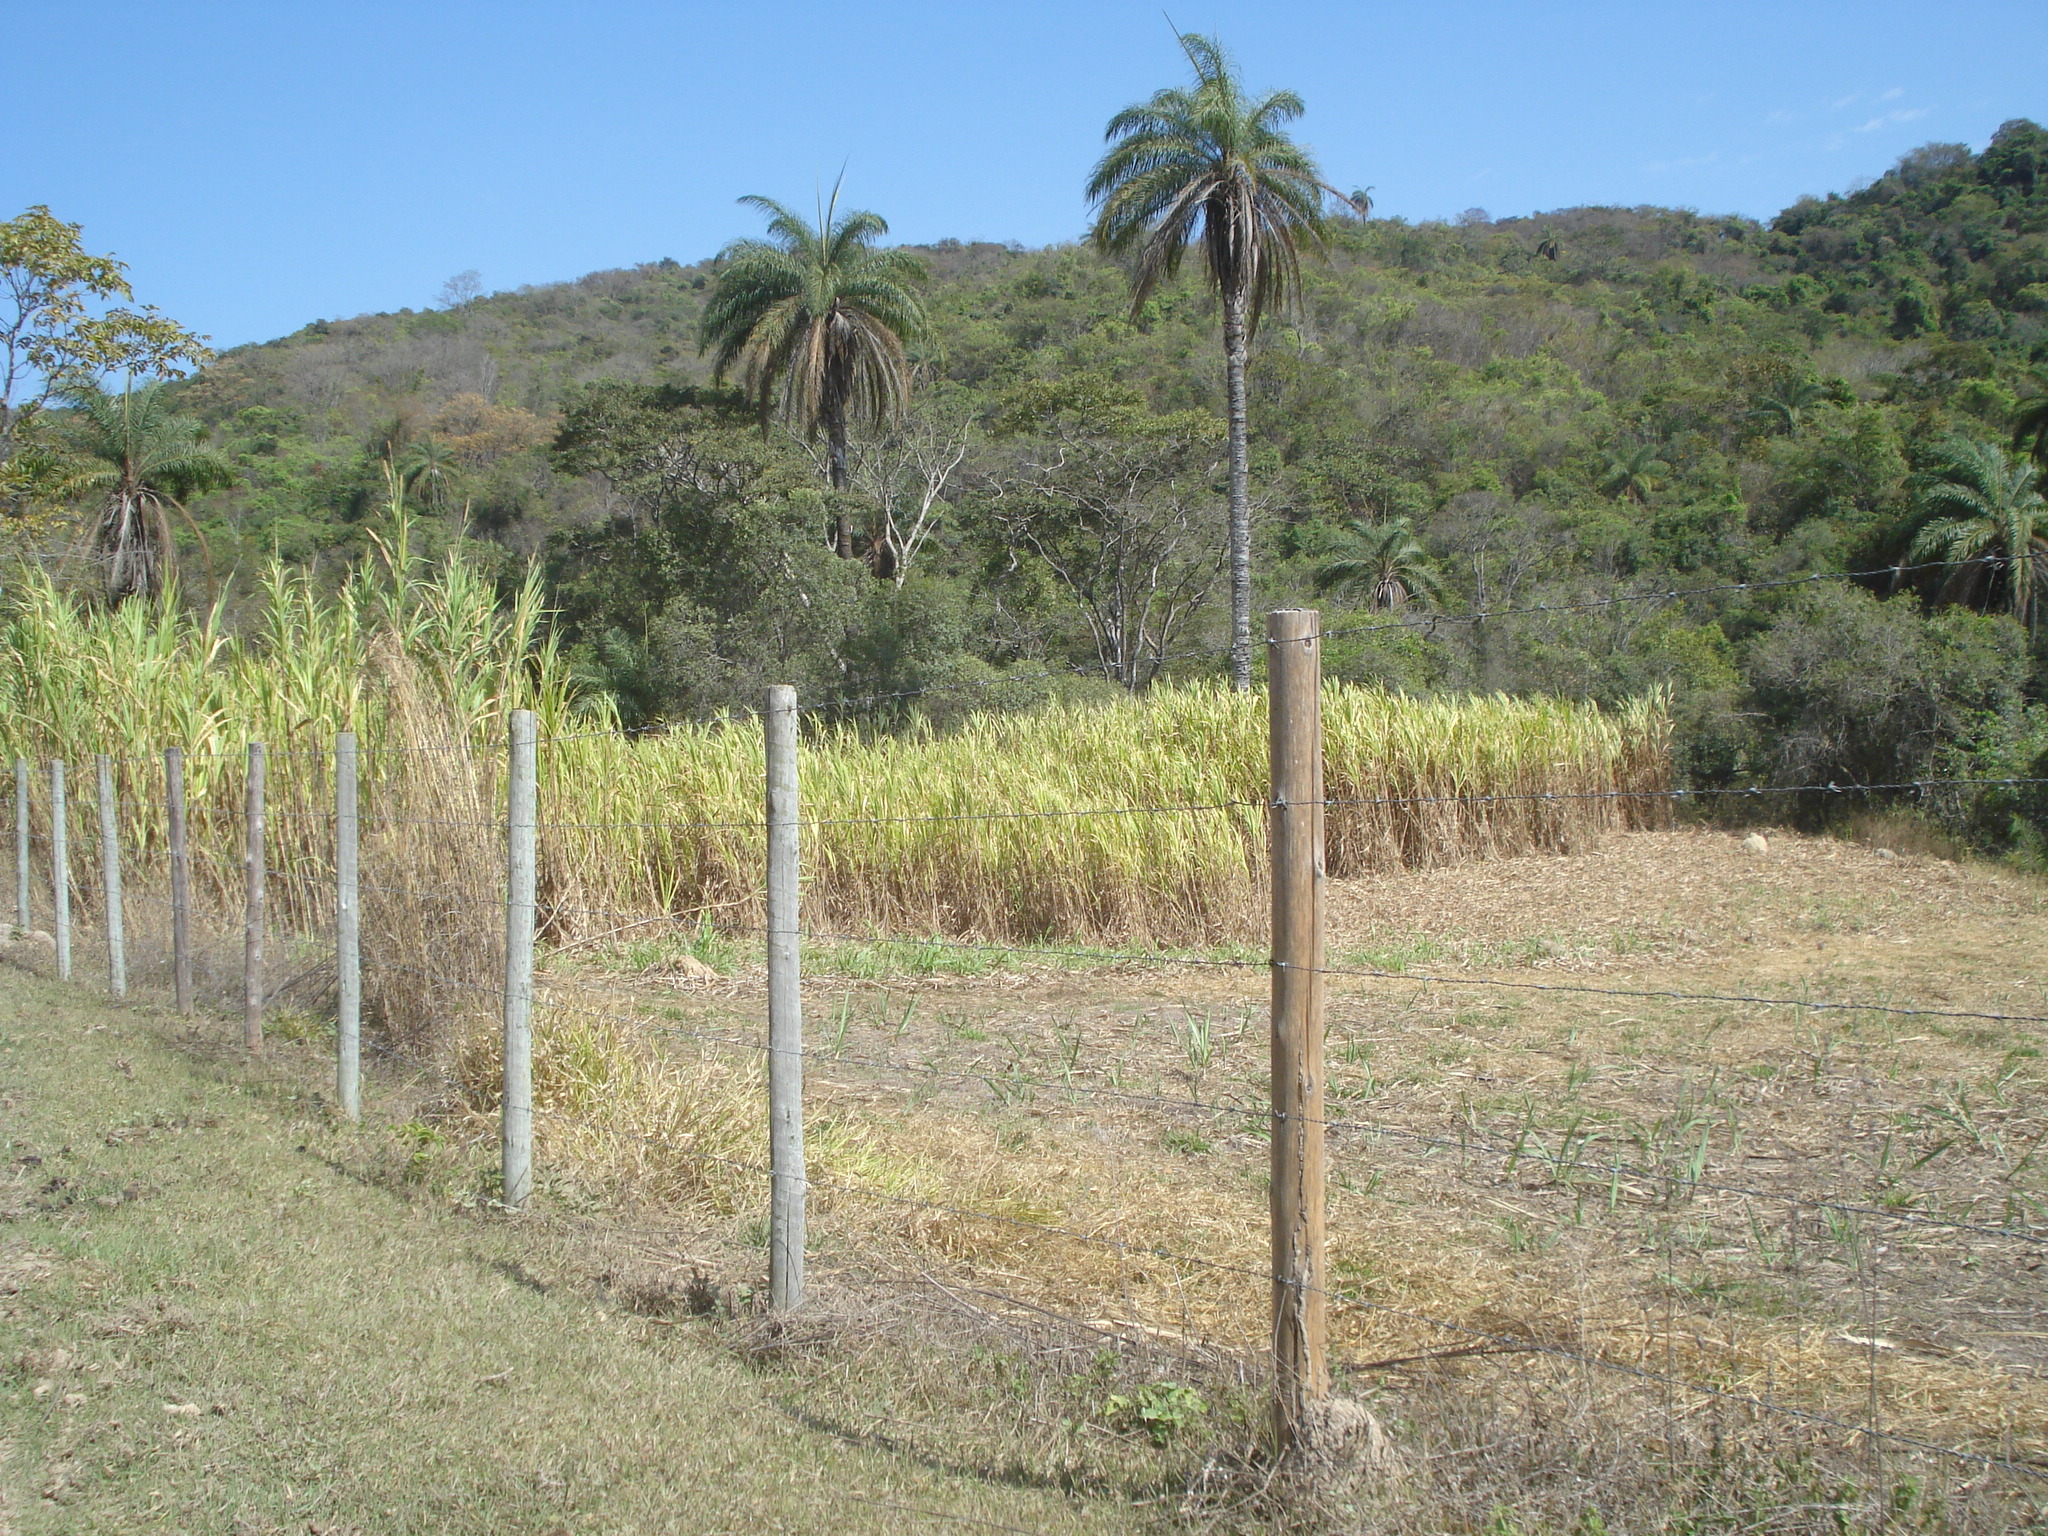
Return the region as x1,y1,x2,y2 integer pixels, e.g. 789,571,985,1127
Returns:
827,409,853,558
1222,288,1253,691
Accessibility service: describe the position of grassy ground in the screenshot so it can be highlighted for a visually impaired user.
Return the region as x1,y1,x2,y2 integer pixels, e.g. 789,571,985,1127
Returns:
0,965,1136,1535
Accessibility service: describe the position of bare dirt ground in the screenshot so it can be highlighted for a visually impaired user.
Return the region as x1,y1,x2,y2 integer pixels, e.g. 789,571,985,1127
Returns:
559,824,2048,1516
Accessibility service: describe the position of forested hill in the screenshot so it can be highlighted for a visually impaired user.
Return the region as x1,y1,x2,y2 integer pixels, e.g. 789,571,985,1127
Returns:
170,120,2048,821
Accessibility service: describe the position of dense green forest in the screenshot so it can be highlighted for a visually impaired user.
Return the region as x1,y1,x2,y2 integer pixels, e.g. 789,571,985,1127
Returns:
18,118,2048,845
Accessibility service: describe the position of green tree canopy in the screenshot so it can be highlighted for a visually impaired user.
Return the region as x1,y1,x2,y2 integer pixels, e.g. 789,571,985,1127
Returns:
2,206,211,515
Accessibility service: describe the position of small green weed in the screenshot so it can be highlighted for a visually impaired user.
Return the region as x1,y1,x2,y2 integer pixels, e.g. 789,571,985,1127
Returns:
1101,1381,1207,1446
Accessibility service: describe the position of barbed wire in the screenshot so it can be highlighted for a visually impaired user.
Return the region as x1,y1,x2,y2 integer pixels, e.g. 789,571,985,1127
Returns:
582,1120,2048,1484
40,881,2048,1486
1296,958,2048,1026
525,559,2002,736
24,767,2047,849
1,556,2023,772
350,956,2047,1248
77,852,2048,1030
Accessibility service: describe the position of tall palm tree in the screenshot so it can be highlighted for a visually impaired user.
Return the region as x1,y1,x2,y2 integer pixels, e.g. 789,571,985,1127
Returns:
1313,517,1439,610
1088,33,1355,690
699,188,927,558
1901,437,2048,629
59,380,233,602
2013,366,2048,473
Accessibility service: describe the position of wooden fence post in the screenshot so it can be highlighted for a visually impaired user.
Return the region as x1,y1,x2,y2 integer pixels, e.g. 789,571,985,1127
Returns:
1268,608,1329,1451
502,711,537,1211
244,743,266,1052
336,732,360,1120
98,756,125,1000
50,761,69,980
166,749,193,1015
12,758,27,933
765,685,806,1312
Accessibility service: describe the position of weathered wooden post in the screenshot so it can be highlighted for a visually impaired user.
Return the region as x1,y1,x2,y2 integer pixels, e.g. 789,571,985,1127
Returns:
50,761,69,980
244,743,266,1052
98,756,125,1000
1268,608,1329,1451
166,748,193,1014
765,685,806,1312
336,732,361,1119
501,711,537,1210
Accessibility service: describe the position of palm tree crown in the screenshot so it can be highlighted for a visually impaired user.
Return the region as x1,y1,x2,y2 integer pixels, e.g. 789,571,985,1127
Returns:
1901,437,2048,628
1313,517,1439,610
1087,32,1351,689
699,188,927,557
1750,377,1828,436
59,380,233,602
1087,33,1343,333
397,435,459,511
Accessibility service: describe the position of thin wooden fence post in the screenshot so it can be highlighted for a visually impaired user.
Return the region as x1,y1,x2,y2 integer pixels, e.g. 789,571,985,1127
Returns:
50,761,69,980
98,756,125,1000
1267,608,1329,1451
501,711,537,1210
166,748,193,1015
765,684,806,1312
12,758,27,933
335,732,360,1120
244,743,266,1052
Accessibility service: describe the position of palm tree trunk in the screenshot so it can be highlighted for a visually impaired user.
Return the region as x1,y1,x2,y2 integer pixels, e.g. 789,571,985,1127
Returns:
1222,288,1253,691
827,410,853,558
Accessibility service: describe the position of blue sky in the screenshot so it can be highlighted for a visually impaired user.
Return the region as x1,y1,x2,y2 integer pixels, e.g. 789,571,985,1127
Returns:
7,1,2045,351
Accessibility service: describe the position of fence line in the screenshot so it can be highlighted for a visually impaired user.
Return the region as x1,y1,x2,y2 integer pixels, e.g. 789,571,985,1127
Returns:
6,603,2044,1494
216,861,2048,1031
247,772,2048,837
20,926,2035,1484
350,955,2048,1249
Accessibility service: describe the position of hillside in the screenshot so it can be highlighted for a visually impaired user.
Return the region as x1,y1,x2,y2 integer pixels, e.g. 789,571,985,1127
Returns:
151,119,2048,826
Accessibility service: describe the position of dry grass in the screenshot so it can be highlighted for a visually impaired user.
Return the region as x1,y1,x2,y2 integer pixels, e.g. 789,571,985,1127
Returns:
432,825,2047,1532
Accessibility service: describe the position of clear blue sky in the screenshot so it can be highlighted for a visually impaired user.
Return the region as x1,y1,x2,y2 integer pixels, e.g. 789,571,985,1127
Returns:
8,1,2045,352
